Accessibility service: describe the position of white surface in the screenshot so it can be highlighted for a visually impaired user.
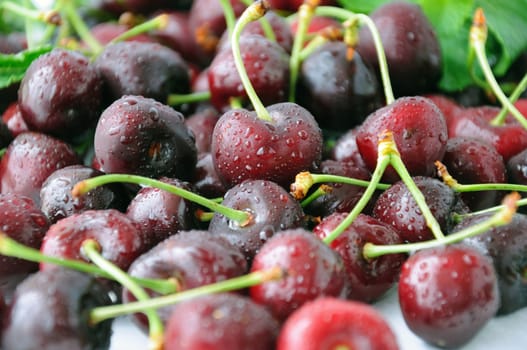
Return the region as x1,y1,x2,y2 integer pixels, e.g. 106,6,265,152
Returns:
109,286,527,350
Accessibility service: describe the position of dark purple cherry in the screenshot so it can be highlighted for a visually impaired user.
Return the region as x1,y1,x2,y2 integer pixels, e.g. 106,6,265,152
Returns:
249,228,350,321
184,106,220,154
94,95,197,181
313,213,406,302
164,293,280,350
192,152,228,198
0,193,49,276
507,148,527,213
356,96,448,183
94,41,190,104
297,41,382,130
398,244,499,348
2,268,114,350
211,102,323,189
0,131,80,206
209,179,305,261
124,230,247,330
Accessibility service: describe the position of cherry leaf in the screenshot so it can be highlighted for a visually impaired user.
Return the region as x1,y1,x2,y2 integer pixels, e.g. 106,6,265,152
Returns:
0,45,52,89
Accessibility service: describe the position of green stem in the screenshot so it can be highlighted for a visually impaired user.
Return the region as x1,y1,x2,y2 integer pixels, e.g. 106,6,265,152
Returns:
0,233,176,294
72,174,251,225
109,14,168,44
363,193,517,258
494,72,527,123
314,6,394,104
231,0,272,121
1,1,60,25
453,197,527,222
300,184,331,208
239,0,276,43
61,0,103,55
82,240,164,349
167,91,211,106
219,0,238,38
451,182,527,193
89,267,283,324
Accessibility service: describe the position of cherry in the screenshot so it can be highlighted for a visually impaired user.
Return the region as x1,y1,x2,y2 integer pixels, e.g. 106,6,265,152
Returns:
94,41,190,104
453,213,527,315
330,127,367,169
373,176,468,243
184,106,221,154
313,213,406,302
39,164,129,224
1,268,114,350
289,15,342,37
441,137,506,211
89,22,155,45
425,93,463,127
277,297,399,350
266,0,336,12
93,95,197,181
507,148,527,212
1,102,28,137
17,48,104,138
398,244,499,348
0,131,80,206
125,177,197,249
208,34,290,112
208,179,305,260
164,293,280,350
40,209,146,272
123,230,248,330
249,228,349,321
0,193,49,276
296,41,383,130
356,96,448,183
192,152,228,198
357,0,441,96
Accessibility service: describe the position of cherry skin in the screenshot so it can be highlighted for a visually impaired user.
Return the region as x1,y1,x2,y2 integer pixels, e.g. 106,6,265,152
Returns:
191,153,228,198
184,106,221,154
313,213,406,303
398,244,499,348
330,127,367,169
1,268,114,350
1,102,28,137
164,293,280,350
94,95,197,181
208,179,305,261
211,102,323,189
277,297,399,350
249,228,350,321
356,96,448,183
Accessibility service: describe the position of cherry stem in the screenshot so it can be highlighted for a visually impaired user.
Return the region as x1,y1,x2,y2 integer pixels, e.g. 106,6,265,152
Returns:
452,197,527,223
166,91,211,106
0,232,177,294
290,171,389,200
195,209,214,222
239,0,276,43
72,174,252,226
0,2,61,26
288,0,318,102
231,0,272,121
494,72,527,123
300,184,332,207
219,0,237,38
82,240,164,350
89,266,284,324
109,14,168,44
298,26,343,62
322,130,394,245
363,192,519,258
469,8,527,129
60,0,103,55
314,6,394,105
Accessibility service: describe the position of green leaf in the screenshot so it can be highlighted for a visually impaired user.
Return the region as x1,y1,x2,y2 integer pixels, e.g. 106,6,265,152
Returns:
0,45,52,89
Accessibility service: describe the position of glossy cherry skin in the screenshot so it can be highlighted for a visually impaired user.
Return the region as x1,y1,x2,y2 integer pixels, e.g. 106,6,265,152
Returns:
40,209,146,272
191,152,228,199
0,131,80,206
373,176,468,243
1,102,28,137
330,127,367,169
1,268,114,350
94,41,190,104
277,297,399,350
211,102,323,189
297,41,382,130
398,244,499,348
356,96,448,183
17,49,103,138
357,0,441,96
40,165,129,224
124,230,248,331
164,293,280,350
208,34,290,112
184,106,220,154
94,95,197,180
454,213,527,315
313,213,406,302
507,148,527,213
209,179,305,261
249,228,350,321
0,193,49,276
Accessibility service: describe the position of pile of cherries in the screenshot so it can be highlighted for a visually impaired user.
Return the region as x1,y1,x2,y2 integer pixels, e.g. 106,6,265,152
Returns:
0,0,527,349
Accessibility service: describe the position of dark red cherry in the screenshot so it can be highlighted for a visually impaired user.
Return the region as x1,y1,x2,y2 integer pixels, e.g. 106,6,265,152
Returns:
192,152,228,198
184,106,220,154
94,95,197,181
398,244,499,348
313,213,406,302
1,102,28,137
330,127,367,169
277,297,399,350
